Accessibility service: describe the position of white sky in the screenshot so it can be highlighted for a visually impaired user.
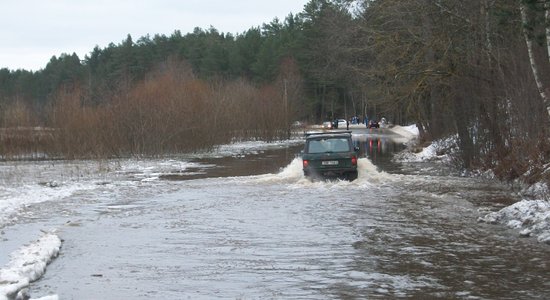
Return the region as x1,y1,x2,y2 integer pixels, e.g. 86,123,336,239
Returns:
0,0,310,71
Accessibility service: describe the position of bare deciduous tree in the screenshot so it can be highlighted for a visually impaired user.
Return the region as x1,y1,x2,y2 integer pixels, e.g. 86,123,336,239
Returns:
520,0,550,119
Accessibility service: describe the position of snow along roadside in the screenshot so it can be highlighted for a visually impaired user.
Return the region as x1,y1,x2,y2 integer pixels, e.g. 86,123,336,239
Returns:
0,232,61,300
393,124,550,245
480,200,550,244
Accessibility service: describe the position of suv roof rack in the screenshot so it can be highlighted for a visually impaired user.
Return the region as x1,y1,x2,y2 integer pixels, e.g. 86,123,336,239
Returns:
305,130,352,137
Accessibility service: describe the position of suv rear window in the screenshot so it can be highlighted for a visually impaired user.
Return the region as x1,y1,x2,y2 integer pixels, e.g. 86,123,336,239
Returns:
307,138,351,153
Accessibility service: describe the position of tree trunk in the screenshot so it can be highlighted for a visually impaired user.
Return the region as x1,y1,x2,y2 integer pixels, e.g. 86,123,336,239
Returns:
520,3,550,118
422,1,442,139
546,2,550,64
453,97,475,169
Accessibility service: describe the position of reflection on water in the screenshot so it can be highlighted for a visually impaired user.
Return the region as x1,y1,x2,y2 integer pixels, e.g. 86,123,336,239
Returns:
354,135,405,170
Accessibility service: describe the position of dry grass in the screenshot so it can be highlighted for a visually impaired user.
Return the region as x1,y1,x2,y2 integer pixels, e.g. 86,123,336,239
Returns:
0,62,293,160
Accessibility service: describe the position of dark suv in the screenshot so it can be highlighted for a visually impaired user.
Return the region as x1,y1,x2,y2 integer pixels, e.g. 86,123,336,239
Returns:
302,131,359,181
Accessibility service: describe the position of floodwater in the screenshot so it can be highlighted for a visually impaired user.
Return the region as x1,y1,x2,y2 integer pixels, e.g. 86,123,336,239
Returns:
1,127,550,299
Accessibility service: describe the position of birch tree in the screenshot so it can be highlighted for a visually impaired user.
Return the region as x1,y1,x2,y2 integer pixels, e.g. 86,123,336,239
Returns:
520,0,550,119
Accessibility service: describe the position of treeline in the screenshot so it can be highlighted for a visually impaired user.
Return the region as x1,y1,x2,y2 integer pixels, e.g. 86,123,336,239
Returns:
350,0,550,184
1,0,549,184
0,58,301,159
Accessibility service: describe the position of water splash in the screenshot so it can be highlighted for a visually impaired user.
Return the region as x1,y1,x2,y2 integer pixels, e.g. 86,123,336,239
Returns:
253,157,398,189
354,158,397,185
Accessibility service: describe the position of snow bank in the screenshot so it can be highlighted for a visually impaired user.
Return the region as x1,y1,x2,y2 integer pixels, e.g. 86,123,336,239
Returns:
390,125,419,141
0,182,97,227
521,181,550,201
406,143,438,162
392,129,457,163
390,125,550,245
0,233,61,300
480,200,550,244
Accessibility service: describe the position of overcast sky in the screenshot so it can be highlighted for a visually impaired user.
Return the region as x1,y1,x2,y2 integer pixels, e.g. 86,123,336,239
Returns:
1,0,310,71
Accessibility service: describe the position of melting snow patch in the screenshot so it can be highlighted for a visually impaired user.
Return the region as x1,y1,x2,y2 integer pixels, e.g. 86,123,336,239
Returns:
521,182,550,201
391,125,419,140
392,129,457,163
0,232,61,300
205,139,304,158
0,182,97,228
480,200,550,244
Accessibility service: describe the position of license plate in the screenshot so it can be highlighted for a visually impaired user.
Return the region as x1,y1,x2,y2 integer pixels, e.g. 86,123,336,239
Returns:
322,160,338,165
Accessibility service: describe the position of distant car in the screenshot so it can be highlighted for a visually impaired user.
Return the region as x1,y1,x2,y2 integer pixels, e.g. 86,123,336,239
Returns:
302,131,359,181
322,121,333,129
329,119,348,129
337,119,348,128
368,120,380,129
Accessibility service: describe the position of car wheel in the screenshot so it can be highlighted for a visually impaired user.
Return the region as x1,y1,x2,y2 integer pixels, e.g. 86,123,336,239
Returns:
347,171,358,181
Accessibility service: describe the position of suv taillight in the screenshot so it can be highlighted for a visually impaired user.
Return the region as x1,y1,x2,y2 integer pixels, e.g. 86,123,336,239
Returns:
303,160,309,168
351,156,357,166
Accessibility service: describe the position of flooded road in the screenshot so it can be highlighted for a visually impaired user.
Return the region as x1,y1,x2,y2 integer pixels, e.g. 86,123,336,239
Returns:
1,127,549,299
